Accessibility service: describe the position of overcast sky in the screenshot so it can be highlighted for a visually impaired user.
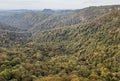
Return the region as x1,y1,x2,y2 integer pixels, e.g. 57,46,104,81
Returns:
0,0,120,10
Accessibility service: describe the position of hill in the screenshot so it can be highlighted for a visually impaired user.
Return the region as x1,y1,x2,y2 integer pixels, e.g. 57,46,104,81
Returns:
0,5,119,32
32,5,120,32
0,30,32,47
0,11,52,30
30,10,120,81
0,22,22,31
0,8,120,81
0,22,30,47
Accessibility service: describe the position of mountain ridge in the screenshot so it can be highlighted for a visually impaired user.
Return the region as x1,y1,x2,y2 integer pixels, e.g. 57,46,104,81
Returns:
0,5,120,81
0,5,119,32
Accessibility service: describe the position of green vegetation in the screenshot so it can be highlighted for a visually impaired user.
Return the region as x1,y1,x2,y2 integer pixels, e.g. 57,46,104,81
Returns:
0,22,21,32
0,5,119,32
0,30,31,47
0,5,120,81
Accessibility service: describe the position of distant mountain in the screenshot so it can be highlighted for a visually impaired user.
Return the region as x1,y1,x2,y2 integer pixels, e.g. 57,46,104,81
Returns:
0,22,22,31
0,5,120,81
0,11,52,30
31,5,120,32
0,10,32,16
0,5,119,32
0,20,31,47
42,9,55,13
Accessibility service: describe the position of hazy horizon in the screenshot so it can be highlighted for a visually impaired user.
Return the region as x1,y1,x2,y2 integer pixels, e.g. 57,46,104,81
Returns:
0,0,120,10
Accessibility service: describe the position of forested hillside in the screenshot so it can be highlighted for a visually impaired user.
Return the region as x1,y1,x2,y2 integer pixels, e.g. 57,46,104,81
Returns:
0,5,119,32
0,11,52,30
32,5,120,32
0,30,31,47
0,5,120,81
0,22,21,31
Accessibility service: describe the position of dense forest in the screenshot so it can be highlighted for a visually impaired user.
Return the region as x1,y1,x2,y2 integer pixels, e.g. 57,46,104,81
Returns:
0,5,120,81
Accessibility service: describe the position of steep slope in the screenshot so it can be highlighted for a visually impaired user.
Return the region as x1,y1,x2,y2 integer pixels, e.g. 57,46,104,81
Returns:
0,7,120,81
31,5,120,32
33,10,120,55
0,21,31,47
0,22,22,31
0,11,52,30
0,30,32,47
30,10,120,81
33,10,120,46
0,5,119,32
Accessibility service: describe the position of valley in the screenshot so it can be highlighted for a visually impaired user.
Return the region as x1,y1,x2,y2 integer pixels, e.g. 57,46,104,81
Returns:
0,5,120,81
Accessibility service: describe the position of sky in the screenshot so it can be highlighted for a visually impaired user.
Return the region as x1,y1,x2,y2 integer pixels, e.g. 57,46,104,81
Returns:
0,0,120,10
